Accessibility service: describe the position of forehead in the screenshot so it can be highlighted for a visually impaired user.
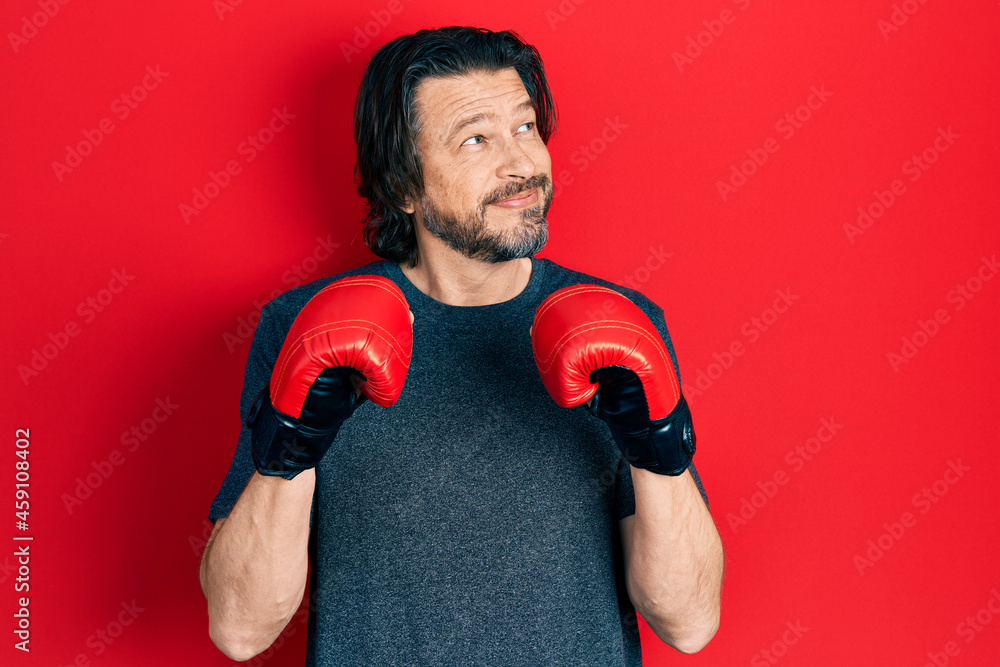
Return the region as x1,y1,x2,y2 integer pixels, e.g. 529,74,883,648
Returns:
413,68,532,140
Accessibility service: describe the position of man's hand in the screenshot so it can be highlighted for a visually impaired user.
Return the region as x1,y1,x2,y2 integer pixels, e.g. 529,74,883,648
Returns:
531,285,721,653
530,284,695,475
202,276,413,659
249,275,413,478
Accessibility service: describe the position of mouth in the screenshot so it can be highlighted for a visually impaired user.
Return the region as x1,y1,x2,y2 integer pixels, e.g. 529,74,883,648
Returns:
490,188,539,209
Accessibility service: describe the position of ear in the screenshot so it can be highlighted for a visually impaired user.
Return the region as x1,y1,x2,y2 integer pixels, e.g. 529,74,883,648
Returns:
401,190,422,215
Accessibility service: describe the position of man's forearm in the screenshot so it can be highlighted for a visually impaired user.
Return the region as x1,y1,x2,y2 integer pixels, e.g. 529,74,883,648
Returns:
625,466,723,653
200,469,315,661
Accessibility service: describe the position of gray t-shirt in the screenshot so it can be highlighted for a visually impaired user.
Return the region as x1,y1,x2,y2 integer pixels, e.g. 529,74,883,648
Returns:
209,256,708,666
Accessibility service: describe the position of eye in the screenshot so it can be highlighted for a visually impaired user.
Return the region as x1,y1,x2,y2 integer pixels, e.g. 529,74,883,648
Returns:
461,135,484,146
517,122,534,133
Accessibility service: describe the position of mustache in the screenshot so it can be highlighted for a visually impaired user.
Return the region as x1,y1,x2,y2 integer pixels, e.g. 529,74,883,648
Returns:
481,174,552,208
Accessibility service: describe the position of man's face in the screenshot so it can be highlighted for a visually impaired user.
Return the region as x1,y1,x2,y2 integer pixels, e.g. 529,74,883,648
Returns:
407,68,553,263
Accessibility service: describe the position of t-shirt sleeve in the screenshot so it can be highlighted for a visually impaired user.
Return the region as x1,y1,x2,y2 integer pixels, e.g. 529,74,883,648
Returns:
208,302,284,523
612,294,710,521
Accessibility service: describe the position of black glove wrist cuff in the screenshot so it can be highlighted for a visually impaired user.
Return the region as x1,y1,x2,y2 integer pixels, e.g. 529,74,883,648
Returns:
606,394,697,476
246,388,344,480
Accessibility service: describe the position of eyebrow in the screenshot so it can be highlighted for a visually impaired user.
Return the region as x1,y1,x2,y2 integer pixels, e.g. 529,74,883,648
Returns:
447,99,536,144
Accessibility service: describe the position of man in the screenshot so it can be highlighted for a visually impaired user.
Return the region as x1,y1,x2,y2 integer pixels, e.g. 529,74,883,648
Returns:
200,26,723,666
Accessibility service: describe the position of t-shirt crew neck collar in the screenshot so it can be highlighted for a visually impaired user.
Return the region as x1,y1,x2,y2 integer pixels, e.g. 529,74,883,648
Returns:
385,256,546,326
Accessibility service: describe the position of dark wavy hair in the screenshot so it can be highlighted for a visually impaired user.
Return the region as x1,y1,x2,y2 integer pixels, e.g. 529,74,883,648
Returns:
353,26,557,267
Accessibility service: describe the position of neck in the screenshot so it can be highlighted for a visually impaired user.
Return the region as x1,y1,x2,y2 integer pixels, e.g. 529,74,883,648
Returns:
399,251,533,306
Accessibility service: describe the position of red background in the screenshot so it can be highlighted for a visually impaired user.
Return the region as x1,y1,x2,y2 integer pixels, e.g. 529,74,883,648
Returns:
3,0,998,665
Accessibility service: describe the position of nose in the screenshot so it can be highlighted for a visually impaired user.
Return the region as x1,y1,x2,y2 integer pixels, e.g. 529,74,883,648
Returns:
496,136,535,181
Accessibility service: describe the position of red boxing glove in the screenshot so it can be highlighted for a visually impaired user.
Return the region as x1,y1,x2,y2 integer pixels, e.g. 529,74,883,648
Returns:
531,284,695,475
248,275,412,478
